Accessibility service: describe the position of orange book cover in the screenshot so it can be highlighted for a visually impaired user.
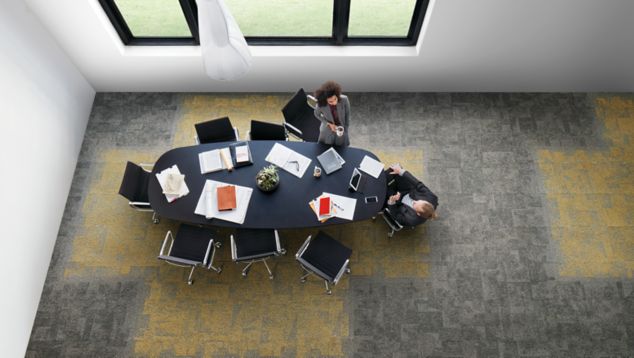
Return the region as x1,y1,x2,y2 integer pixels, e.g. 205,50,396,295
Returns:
217,185,237,211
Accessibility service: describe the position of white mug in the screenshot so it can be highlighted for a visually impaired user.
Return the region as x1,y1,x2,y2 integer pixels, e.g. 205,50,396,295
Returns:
313,166,322,177
336,126,344,137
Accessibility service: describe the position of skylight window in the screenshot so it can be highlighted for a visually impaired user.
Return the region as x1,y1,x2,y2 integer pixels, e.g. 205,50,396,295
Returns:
98,0,429,46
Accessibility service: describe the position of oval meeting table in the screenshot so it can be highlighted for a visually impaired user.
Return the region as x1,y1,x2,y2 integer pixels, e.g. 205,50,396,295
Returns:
148,141,387,229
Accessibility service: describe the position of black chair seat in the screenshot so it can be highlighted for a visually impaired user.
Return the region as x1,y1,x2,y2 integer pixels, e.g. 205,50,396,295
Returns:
233,229,278,261
300,231,352,280
170,225,215,263
195,117,238,144
119,161,150,203
250,120,287,140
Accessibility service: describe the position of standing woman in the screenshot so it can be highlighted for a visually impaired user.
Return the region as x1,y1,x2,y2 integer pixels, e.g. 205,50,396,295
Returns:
313,81,350,147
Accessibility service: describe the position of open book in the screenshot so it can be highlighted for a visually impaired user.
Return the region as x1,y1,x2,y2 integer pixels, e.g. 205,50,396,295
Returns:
199,148,233,174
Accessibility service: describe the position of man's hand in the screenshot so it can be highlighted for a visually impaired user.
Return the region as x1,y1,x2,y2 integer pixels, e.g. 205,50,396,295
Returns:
389,163,404,175
387,192,401,205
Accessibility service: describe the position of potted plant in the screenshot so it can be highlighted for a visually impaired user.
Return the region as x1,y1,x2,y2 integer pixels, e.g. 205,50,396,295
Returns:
255,165,280,192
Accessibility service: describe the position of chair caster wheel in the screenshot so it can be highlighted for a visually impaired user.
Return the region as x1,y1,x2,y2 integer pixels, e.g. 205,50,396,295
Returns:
326,290,332,295
346,268,351,274
187,280,193,285
216,267,223,274
280,249,287,255
153,218,160,224
215,242,222,248
301,278,306,283
269,275,274,280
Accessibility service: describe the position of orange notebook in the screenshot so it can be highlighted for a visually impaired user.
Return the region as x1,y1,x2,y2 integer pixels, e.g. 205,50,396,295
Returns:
216,185,237,211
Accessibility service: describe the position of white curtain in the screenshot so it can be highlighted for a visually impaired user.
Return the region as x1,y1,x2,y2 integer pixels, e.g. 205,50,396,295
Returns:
196,0,252,81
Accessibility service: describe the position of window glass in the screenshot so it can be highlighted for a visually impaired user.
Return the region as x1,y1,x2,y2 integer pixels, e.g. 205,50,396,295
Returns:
348,0,416,37
114,0,192,37
223,0,333,37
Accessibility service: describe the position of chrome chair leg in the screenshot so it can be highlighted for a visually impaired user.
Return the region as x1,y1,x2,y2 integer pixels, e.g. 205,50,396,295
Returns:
208,245,223,274
187,266,196,285
325,281,332,295
241,261,254,277
262,259,274,280
300,269,311,283
152,212,160,224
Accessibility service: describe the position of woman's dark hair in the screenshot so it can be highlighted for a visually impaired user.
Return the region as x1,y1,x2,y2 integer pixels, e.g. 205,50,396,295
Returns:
315,80,342,107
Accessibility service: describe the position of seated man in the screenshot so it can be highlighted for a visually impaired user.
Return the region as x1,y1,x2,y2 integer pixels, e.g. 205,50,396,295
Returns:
385,163,438,226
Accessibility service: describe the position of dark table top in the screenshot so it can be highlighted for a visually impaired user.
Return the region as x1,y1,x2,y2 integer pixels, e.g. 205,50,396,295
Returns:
148,141,386,229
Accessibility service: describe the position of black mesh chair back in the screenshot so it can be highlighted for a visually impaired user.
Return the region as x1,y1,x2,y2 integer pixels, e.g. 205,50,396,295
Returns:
158,224,222,285
231,229,285,279
281,88,320,142
380,207,415,238
295,231,352,294
118,161,151,204
249,120,287,140
195,117,238,144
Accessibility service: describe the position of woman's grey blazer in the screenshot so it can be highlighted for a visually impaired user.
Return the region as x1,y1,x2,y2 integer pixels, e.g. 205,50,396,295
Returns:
313,94,350,147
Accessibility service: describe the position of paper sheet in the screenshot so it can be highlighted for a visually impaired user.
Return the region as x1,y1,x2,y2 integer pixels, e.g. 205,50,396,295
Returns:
265,143,311,178
324,192,357,221
359,156,384,179
194,180,253,224
155,165,190,203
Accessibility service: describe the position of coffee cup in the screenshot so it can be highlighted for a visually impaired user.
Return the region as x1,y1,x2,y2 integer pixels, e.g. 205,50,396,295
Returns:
336,126,344,137
313,166,322,178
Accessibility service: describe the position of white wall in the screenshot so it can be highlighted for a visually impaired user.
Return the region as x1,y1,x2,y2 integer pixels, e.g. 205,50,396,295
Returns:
0,0,95,356
26,0,634,92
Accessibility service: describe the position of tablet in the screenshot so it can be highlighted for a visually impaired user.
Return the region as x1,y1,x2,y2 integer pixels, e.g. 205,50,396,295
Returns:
349,168,362,192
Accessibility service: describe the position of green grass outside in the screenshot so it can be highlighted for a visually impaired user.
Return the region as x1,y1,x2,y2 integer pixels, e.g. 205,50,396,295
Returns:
115,0,416,38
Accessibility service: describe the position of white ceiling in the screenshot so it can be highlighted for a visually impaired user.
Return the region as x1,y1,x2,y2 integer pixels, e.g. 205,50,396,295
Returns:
25,0,634,92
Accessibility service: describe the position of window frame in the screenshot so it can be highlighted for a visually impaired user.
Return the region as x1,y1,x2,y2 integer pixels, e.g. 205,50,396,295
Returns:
98,0,429,46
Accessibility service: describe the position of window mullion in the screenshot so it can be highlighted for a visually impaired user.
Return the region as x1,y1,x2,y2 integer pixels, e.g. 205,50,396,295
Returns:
98,0,133,45
333,0,351,45
179,0,200,44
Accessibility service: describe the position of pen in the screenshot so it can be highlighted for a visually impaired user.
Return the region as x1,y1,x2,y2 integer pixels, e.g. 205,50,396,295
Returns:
333,203,344,211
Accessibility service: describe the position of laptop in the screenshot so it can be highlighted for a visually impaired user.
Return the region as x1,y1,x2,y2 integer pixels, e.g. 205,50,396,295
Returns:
317,147,345,174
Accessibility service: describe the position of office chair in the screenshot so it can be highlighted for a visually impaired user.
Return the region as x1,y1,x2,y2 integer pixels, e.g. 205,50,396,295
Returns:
247,120,288,141
380,207,416,238
295,231,352,295
158,224,222,285
194,116,240,144
281,88,320,142
118,161,159,224
230,229,285,279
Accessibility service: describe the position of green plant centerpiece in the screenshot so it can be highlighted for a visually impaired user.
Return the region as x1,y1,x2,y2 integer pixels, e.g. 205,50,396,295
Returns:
255,165,280,192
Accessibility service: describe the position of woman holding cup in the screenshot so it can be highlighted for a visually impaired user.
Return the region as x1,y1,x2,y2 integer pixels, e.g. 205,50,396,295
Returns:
313,80,350,147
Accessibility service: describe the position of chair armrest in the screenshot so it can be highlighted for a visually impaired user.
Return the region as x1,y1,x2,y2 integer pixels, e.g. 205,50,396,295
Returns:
158,255,201,267
230,234,237,261
194,135,200,145
306,94,317,109
295,235,312,259
297,258,332,282
233,127,240,141
333,259,350,284
139,163,154,171
159,231,174,256
203,239,213,267
129,201,153,212
384,208,404,230
284,122,303,136
274,230,282,253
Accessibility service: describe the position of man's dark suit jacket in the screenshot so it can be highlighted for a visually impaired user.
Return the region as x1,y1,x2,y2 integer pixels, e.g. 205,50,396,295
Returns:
386,171,438,227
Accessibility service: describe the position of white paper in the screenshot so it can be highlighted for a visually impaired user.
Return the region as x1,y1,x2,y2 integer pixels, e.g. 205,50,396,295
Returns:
265,143,311,178
199,148,231,174
195,180,253,224
359,156,384,179
235,144,249,163
156,165,190,203
324,192,357,221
